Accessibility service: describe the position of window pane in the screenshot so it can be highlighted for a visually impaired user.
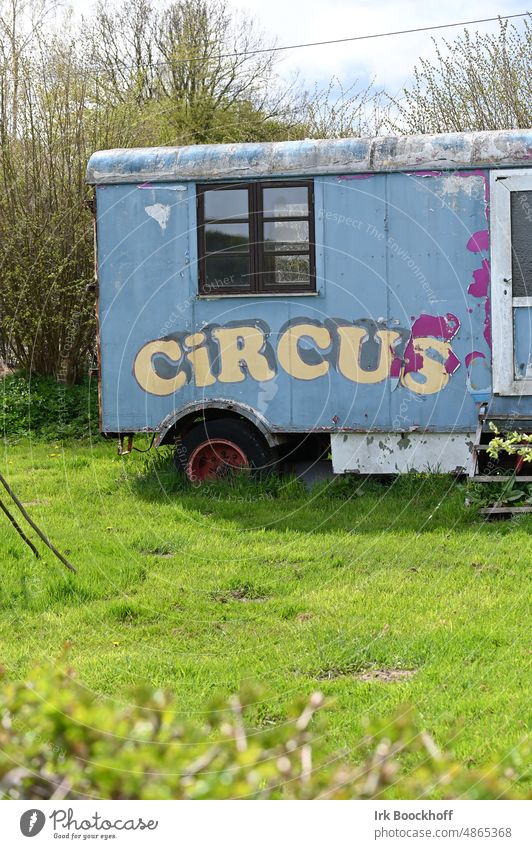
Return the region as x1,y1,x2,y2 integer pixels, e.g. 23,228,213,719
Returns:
511,191,532,297
263,186,308,218
263,254,310,284
204,188,248,221
204,255,251,292
205,223,249,253
263,220,309,252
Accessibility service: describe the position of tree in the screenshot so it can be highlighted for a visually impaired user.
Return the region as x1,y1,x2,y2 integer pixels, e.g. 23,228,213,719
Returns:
0,2,122,381
299,77,386,139
0,0,383,382
86,0,296,145
393,16,532,134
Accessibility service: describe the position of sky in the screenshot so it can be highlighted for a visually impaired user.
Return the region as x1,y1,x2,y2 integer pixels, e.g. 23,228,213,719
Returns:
69,0,528,95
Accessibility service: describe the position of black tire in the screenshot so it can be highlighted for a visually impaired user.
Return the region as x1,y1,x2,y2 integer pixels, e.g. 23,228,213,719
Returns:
174,418,276,482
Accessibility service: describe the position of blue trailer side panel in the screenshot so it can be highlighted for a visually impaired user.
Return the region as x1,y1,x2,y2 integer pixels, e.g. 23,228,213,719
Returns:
96,169,492,434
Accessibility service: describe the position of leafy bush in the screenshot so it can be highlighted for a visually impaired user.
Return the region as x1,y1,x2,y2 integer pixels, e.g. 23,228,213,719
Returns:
487,423,532,464
0,663,528,800
0,374,99,441
466,478,532,509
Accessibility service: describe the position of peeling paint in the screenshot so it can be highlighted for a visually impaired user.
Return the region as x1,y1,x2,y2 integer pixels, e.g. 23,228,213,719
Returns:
457,170,490,220
145,203,171,231
405,170,443,178
467,229,489,252
337,174,374,181
484,297,491,347
139,183,187,192
332,433,474,474
465,351,486,368
391,313,461,388
465,350,490,401
468,259,490,298
463,198,491,352
444,351,461,375
410,313,460,342
87,130,532,185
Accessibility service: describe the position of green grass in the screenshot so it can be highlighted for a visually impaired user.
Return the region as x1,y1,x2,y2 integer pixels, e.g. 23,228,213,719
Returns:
0,439,530,774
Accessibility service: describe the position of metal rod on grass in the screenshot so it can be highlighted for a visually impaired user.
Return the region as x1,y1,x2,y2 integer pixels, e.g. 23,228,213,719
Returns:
0,497,40,559
0,471,77,573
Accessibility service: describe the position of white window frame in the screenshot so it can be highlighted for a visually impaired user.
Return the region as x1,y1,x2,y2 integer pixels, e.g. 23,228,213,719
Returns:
491,169,532,395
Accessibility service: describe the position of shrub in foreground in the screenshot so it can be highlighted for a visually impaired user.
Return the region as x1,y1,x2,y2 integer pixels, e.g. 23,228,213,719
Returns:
0,664,529,800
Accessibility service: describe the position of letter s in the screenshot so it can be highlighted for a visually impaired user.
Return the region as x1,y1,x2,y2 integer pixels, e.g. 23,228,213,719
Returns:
401,338,451,395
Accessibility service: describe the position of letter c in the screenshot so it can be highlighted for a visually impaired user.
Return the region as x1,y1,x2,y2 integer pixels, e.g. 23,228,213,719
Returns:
133,339,187,396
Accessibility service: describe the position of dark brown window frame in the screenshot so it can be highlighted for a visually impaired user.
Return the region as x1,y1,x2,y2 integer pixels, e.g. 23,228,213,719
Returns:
197,180,316,295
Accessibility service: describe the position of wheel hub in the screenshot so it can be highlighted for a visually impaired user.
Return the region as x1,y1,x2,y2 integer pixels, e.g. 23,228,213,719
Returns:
186,438,249,482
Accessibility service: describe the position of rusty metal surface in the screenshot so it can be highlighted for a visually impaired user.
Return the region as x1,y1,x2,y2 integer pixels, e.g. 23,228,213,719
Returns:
156,398,285,447
86,130,532,184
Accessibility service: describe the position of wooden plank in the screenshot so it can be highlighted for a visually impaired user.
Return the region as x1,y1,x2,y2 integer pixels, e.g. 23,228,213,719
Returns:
479,413,532,421
472,475,532,482
473,443,532,450
479,506,532,515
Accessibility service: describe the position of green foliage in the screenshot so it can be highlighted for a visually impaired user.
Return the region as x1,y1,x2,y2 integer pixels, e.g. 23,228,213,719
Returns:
394,17,532,133
0,373,99,440
0,662,528,800
466,478,532,509
462,422,532,507
487,422,532,464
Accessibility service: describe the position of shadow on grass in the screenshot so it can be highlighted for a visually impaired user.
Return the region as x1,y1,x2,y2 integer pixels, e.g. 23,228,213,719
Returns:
124,448,529,536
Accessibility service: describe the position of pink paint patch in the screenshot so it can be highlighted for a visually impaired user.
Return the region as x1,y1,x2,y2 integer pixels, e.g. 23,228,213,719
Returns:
402,342,424,374
484,297,491,348
468,260,490,298
467,230,489,252
400,313,461,377
445,351,461,374
465,351,486,368
390,357,402,378
410,313,460,342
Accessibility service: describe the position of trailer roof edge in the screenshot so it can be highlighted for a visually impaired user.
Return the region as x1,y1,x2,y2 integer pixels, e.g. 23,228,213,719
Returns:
86,129,532,185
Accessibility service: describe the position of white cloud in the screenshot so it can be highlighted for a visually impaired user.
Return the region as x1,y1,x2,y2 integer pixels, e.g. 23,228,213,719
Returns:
69,0,526,94
235,0,526,93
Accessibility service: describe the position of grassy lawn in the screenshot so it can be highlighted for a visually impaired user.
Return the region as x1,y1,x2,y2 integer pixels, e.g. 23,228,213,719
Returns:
0,438,530,775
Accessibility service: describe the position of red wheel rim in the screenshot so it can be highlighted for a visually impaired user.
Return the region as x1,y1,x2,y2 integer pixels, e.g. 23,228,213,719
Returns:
186,438,249,482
